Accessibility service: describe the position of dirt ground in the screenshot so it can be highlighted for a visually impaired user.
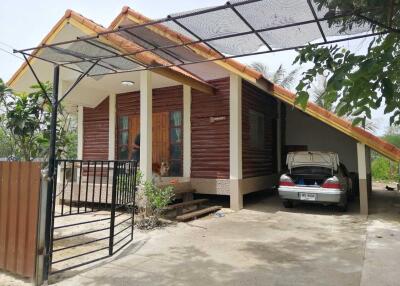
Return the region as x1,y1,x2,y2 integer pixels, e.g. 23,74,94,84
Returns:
1,184,400,286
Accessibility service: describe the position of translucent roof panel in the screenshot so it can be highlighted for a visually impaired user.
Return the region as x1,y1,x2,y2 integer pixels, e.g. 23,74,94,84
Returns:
173,8,251,39
259,23,324,50
117,26,204,64
320,18,372,38
18,0,397,77
231,0,314,30
37,39,144,75
207,34,264,55
67,61,114,77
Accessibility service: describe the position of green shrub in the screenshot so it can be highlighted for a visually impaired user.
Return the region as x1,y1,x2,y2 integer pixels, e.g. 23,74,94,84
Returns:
144,181,174,215
372,155,399,182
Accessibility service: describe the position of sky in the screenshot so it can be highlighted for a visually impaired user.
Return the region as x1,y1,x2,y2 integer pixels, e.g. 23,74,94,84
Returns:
0,0,391,135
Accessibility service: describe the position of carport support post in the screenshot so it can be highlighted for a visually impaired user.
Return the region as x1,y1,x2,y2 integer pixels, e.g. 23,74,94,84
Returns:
357,143,369,215
140,70,152,181
43,64,60,282
229,73,243,211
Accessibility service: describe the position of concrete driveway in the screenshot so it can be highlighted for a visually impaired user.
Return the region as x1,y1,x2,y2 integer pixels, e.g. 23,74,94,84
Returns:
46,188,400,286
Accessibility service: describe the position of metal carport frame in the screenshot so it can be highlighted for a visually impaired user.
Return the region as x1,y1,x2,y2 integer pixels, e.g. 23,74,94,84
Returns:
12,0,400,283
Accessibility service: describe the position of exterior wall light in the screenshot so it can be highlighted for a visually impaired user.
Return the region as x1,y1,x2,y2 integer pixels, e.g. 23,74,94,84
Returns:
121,81,135,86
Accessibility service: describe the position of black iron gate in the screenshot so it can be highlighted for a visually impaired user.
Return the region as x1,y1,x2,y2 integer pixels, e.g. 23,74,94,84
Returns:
48,160,138,274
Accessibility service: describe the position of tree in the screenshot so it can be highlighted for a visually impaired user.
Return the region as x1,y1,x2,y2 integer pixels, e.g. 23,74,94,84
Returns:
250,62,300,89
294,0,400,127
311,75,378,132
370,125,400,181
0,79,77,161
0,78,11,96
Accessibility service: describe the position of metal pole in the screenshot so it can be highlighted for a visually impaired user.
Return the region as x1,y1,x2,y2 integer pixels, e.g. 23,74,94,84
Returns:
109,162,118,256
43,65,60,282
34,171,48,286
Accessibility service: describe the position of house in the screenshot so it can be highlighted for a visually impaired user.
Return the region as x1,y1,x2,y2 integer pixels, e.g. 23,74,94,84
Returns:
8,7,400,215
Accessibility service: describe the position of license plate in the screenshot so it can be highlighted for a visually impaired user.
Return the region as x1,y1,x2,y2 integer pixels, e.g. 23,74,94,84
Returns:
300,193,317,201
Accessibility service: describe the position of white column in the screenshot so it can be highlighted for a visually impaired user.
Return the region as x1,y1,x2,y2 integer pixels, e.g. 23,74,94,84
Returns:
77,105,84,160
276,102,282,172
183,85,191,178
357,142,369,215
229,73,243,211
108,94,116,160
140,70,153,181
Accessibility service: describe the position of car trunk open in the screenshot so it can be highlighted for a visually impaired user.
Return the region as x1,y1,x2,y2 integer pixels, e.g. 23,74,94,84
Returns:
288,167,333,186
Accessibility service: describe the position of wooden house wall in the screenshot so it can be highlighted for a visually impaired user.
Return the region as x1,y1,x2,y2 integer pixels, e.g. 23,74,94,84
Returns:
191,78,230,179
83,97,109,160
242,80,278,178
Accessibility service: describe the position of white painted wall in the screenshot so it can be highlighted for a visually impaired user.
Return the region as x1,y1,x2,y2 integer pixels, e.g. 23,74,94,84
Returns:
140,70,153,181
183,85,191,178
77,106,84,160
285,107,358,172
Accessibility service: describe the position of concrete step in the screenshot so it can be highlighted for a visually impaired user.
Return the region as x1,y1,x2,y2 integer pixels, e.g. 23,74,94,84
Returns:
176,206,222,222
164,199,208,211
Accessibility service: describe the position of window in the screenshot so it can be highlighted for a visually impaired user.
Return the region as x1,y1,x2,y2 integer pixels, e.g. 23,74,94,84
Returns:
169,111,183,176
118,116,129,160
249,110,265,149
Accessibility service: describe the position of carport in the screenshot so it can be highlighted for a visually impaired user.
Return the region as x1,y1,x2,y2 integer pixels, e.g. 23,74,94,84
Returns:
272,92,400,215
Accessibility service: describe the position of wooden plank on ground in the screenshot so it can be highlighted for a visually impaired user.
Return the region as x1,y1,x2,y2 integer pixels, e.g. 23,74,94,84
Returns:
176,206,222,222
165,199,208,210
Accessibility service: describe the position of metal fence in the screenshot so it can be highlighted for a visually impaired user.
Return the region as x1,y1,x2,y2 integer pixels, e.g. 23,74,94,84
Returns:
49,160,138,274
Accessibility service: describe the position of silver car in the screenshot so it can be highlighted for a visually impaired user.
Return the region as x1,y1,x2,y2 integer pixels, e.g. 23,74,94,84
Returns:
278,151,352,211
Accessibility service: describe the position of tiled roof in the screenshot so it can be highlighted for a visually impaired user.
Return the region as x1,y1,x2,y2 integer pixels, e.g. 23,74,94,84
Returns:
272,85,400,162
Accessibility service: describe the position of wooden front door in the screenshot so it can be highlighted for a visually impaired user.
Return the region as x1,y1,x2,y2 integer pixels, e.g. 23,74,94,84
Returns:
128,113,170,164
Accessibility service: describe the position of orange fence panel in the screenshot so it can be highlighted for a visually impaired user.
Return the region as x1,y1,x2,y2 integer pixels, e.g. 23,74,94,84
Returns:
0,162,41,278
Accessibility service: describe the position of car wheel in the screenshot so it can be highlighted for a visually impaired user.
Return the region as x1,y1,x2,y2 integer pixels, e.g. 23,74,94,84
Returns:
338,203,348,212
348,189,355,202
283,200,294,208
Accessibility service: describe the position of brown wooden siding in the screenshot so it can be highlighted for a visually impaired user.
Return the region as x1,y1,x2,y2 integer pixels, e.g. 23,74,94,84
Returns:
83,98,109,160
116,85,183,160
117,85,183,116
0,162,41,278
242,80,278,178
191,78,230,179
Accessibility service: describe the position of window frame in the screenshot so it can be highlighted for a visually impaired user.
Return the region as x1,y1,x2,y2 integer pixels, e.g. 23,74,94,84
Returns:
249,109,265,150
169,111,183,177
117,116,130,160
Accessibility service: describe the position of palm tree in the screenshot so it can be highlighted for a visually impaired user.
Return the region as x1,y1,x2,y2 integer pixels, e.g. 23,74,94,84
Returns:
310,75,332,111
250,62,300,89
310,75,378,132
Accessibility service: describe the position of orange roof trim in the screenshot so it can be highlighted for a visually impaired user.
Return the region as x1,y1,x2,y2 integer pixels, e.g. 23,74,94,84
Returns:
272,85,400,162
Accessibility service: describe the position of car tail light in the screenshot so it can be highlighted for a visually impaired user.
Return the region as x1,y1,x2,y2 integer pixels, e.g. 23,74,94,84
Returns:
279,174,295,187
322,177,341,189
